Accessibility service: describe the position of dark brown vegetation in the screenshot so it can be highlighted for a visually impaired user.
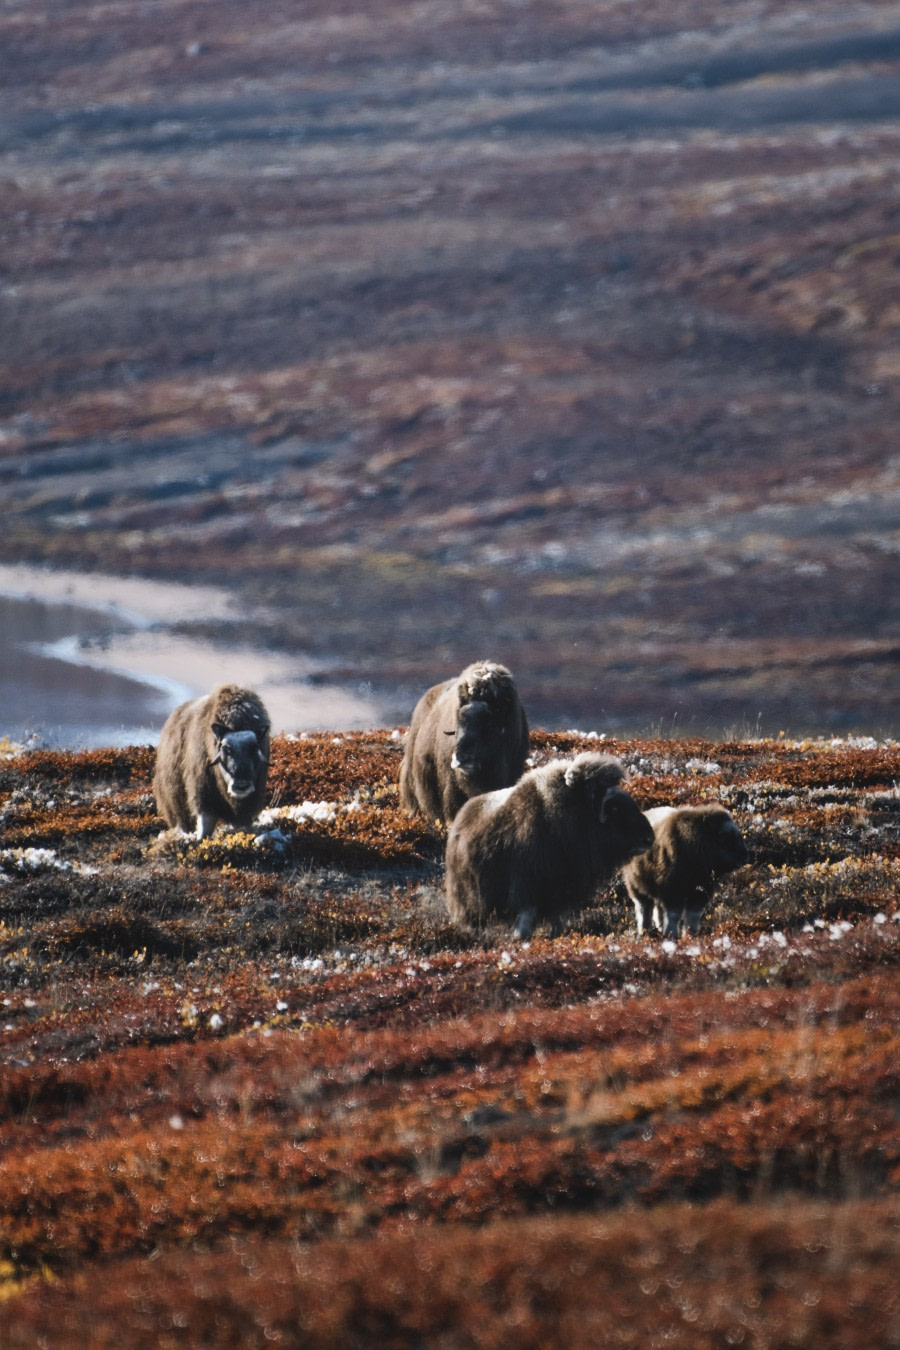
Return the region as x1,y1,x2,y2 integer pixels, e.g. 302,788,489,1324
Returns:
0,730,898,1345
0,0,898,735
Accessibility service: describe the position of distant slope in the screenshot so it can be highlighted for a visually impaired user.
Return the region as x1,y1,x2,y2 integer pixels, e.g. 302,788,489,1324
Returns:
0,0,897,733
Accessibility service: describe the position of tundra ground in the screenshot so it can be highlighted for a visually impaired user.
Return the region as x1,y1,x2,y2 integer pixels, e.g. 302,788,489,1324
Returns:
0,730,897,1346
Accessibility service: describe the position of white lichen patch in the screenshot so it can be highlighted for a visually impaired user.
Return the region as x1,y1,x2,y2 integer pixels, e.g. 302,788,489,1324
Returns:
684,759,723,775
257,799,364,831
0,847,97,876
258,801,340,827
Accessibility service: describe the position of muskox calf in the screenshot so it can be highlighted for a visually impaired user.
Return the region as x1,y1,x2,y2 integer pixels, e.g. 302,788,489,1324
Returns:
445,753,653,939
621,805,749,938
153,684,271,839
399,660,529,824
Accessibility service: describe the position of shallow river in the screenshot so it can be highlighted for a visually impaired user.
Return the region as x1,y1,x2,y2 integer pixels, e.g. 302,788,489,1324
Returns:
0,592,181,749
0,566,384,750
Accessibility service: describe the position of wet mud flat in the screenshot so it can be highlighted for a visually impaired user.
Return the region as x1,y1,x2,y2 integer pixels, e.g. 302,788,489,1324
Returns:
0,727,898,1343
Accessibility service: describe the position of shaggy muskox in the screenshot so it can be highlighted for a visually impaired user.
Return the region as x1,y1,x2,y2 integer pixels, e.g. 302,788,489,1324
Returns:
621,805,749,938
445,752,653,939
399,661,529,824
153,684,271,839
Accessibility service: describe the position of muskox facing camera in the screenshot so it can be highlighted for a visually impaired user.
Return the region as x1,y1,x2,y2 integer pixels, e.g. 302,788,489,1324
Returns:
400,661,529,824
153,684,271,840
445,752,653,939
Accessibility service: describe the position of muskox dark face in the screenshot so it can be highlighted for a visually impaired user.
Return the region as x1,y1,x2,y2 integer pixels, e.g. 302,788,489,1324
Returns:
706,811,750,874
448,700,507,790
597,787,655,866
211,723,268,801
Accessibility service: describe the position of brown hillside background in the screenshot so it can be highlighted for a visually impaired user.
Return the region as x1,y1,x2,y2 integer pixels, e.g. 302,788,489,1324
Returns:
1,0,898,735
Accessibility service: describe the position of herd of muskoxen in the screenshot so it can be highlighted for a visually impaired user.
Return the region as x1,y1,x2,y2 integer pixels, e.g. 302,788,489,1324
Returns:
152,662,749,939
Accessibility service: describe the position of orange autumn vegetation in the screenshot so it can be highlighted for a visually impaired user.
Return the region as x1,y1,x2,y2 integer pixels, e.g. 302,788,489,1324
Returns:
0,729,897,1345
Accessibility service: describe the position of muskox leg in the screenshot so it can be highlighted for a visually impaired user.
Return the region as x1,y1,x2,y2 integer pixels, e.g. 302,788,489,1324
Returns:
195,812,217,841
653,900,679,938
679,907,704,938
514,908,538,941
632,897,653,937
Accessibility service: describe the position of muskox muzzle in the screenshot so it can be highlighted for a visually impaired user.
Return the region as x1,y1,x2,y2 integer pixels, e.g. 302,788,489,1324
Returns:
212,729,267,800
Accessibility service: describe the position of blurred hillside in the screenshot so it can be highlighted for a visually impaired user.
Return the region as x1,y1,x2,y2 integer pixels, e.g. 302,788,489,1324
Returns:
1,0,898,734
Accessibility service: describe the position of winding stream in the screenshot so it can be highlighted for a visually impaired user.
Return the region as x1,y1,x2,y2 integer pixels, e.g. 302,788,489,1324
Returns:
0,565,384,749
0,592,180,749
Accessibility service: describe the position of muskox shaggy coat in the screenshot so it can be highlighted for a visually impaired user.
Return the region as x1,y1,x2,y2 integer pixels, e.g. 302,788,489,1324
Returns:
445,753,653,939
400,661,529,825
622,805,749,938
153,684,271,839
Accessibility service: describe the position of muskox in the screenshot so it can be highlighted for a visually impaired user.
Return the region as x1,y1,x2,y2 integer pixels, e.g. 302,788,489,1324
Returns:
399,660,529,824
621,805,749,938
153,684,271,839
445,752,653,939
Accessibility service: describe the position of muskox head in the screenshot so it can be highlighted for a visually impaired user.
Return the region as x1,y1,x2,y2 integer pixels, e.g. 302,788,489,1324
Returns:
659,806,750,881
594,786,656,864
211,723,268,802
704,809,750,874
562,754,655,866
447,699,508,791
445,661,524,793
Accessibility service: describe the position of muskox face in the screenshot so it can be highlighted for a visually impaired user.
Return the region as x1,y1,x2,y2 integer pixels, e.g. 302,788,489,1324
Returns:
701,810,750,876
598,787,655,865
211,724,268,800
448,700,506,789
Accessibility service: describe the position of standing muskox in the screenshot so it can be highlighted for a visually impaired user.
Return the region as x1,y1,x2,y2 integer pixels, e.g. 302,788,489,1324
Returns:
399,660,529,824
153,684,271,839
445,752,653,939
621,805,749,938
